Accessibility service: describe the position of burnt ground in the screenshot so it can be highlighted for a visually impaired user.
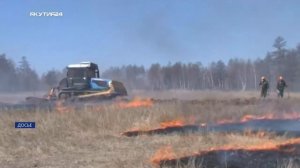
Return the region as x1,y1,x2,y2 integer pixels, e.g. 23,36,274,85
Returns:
158,142,300,168
122,119,300,138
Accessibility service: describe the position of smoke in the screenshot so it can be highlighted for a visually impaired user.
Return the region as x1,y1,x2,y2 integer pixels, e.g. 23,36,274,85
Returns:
137,11,187,60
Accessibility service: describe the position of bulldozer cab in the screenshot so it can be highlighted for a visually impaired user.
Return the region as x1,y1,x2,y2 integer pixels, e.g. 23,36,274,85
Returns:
67,62,99,78
65,62,100,90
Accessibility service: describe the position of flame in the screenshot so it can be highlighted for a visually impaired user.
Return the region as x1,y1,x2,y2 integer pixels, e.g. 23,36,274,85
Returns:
241,114,276,122
160,120,185,128
159,116,196,128
118,98,153,108
241,113,300,122
151,146,176,164
217,112,300,124
121,118,195,136
151,138,300,165
208,138,300,152
122,112,300,137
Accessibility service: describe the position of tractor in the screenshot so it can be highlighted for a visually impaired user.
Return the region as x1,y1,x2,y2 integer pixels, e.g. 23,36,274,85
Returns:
46,61,127,101
19,61,127,110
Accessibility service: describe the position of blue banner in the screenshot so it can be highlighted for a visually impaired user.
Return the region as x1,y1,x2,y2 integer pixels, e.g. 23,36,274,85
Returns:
15,122,36,128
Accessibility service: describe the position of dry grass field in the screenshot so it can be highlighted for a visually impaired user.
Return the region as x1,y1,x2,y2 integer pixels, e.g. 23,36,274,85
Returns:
0,90,300,168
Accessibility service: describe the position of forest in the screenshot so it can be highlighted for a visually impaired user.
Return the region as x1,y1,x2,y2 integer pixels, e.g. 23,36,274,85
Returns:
1,36,300,92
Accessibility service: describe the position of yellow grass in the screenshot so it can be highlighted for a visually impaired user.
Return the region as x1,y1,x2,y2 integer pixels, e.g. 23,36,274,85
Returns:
0,90,300,168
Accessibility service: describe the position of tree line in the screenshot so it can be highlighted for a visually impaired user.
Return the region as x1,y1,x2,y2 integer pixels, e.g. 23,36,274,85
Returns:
0,55,64,92
103,36,300,91
0,36,299,92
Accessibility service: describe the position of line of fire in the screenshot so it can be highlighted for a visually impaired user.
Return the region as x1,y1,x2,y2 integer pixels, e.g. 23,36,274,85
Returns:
121,108,300,168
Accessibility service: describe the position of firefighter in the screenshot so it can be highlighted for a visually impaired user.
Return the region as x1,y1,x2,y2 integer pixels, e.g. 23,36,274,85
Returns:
259,76,269,98
276,76,287,98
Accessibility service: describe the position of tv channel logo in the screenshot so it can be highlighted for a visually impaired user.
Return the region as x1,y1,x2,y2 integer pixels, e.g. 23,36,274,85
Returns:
15,122,36,129
29,12,63,17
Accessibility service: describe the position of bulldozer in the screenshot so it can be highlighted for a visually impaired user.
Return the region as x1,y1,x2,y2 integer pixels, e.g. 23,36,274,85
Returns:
56,61,127,100
0,62,127,112
26,61,128,103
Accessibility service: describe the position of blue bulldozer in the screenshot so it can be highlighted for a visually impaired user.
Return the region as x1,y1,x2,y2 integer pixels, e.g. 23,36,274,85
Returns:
0,61,127,112
56,61,127,100
27,61,127,102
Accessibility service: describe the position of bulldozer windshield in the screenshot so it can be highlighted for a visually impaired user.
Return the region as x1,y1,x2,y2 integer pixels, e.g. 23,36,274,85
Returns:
67,68,97,78
67,68,85,78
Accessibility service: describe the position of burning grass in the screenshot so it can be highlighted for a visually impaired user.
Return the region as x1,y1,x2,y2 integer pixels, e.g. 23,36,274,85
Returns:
152,138,300,168
122,113,300,137
148,132,295,167
118,97,153,108
1,91,300,167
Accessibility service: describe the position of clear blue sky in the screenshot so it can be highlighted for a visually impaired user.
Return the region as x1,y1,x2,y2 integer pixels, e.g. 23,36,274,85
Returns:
1,0,300,74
